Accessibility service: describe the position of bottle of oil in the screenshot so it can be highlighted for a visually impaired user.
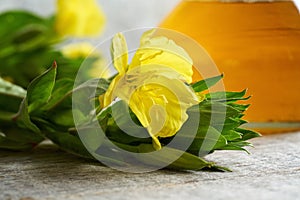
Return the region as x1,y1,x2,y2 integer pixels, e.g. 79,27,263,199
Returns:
160,0,300,133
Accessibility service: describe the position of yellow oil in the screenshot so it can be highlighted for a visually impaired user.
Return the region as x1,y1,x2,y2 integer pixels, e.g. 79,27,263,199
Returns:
160,0,300,133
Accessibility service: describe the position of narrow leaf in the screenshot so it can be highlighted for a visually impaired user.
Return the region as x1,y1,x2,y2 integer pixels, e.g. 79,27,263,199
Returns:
192,74,223,92
206,90,250,102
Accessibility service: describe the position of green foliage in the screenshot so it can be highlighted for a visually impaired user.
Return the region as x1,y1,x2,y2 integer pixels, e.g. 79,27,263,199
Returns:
0,77,26,113
0,11,57,87
0,11,100,88
0,60,260,171
79,75,260,171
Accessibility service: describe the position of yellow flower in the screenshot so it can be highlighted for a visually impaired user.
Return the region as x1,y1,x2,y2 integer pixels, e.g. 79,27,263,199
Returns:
102,31,200,149
61,42,112,79
55,0,105,37
89,58,114,79
61,42,96,59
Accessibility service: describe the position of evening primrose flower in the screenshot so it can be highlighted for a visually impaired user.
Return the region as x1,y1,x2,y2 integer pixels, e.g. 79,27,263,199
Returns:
61,42,111,79
61,42,96,59
55,0,105,37
102,31,200,150
89,59,113,79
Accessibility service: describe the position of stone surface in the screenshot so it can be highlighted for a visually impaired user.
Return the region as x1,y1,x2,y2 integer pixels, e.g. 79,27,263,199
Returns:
1,132,300,200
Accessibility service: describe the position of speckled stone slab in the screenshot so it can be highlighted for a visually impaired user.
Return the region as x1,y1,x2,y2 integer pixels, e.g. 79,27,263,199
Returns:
1,132,299,200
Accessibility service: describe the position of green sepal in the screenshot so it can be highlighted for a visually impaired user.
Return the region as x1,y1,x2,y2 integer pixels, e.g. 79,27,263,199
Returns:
192,74,223,92
236,128,261,141
206,89,250,102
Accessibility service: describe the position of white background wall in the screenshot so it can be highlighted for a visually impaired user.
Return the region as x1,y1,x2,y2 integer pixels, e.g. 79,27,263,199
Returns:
1,0,299,49
0,0,181,42
1,0,299,40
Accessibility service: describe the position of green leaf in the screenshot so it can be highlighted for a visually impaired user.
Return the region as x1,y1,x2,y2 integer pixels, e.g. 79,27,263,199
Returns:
0,11,48,44
228,103,250,112
28,76,110,157
203,165,232,172
206,90,250,102
1,62,59,148
44,78,74,110
164,148,215,171
235,128,261,141
194,100,241,123
0,70,55,151
27,62,57,114
212,117,242,134
0,11,58,88
0,77,26,113
14,98,40,134
0,135,36,151
0,49,58,88
55,57,99,83
0,97,45,151
186,126,227,156
75,121,106,154
48,109,75,127
73,78,110,100
192,74,223,92
0,11,55,60
221,130,242,141
36,119,93,159
44,77,109,112
96,141,218,171
97,100,152,145
219,141,252,153
11,24,50,52
136,144,218,171
70,78,110,119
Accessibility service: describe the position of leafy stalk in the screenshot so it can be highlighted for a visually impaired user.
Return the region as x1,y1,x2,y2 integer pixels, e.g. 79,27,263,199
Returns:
0,65,260,171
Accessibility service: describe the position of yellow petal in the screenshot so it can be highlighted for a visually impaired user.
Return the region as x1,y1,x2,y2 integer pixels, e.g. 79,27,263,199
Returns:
139,29,156,45
55,0,105,37
111,33,128,74
103,74,122,108
129,31,193,83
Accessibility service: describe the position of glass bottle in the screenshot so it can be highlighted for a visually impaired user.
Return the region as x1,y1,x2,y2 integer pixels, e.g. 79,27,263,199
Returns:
160,0,300,133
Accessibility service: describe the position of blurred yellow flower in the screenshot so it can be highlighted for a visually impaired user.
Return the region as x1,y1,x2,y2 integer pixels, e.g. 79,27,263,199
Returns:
61,42,112,79
102,31,200,149
89,58,113,79
61,42,96,59
55,0,105,37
